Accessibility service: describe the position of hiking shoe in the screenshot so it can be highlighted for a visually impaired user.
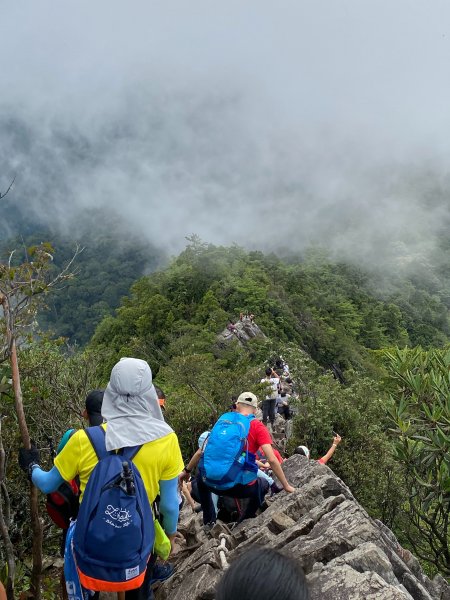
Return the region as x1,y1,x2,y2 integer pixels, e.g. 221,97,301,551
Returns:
149,562,174,585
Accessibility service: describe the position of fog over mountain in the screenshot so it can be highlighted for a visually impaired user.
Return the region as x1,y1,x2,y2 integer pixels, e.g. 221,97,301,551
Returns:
1,1,450,269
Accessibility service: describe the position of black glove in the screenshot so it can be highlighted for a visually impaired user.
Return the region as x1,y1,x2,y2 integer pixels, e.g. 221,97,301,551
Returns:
18,446,40,480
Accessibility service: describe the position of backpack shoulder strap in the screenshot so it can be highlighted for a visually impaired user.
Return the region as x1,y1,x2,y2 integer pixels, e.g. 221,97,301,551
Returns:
84,426,109,461
122,445,143,461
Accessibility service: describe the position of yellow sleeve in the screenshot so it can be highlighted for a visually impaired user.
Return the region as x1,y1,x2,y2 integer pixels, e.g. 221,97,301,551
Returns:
54,430,82,481
160,433,184,481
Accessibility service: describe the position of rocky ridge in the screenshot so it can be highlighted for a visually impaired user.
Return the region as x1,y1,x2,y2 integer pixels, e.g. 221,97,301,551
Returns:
216,317,266,348
155,456,449,600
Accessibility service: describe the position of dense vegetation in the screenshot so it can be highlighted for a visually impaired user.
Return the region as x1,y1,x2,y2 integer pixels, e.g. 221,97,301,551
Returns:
1,235,449,590
90,236,450,377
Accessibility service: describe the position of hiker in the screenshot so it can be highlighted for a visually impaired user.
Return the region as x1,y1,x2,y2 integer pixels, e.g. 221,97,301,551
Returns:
260,367,280,428
19,357,183,600
182,430,281,513
294,434,342,465
154,385,166,411
47,390,105,600
195,392,295,527
227,321,238,334
215,546,309,600
276,391,291,420
50,390,105,529
179,431,219,517
281,376,294,395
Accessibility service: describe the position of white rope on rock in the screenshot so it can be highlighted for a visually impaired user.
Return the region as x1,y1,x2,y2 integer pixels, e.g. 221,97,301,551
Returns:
216,533,230,570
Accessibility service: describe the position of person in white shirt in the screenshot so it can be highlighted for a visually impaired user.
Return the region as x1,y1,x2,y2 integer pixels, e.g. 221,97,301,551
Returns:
260,367,279,428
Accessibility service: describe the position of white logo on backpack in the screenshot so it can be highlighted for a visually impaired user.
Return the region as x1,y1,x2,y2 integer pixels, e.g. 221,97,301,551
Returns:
125,566,139,580
104,505,132,528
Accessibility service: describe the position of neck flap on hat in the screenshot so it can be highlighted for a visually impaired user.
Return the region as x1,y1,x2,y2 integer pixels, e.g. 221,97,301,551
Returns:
101,357,173,451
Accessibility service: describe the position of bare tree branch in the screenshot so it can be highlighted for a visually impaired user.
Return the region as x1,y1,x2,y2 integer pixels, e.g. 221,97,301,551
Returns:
0,176,16,201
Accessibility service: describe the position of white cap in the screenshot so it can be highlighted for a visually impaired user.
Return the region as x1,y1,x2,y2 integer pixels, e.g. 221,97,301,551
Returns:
294,445,310,459
236,392,258,408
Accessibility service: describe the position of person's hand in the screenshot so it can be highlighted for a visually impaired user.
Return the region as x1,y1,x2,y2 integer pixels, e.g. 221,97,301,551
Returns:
284,484,295,493
333,434,342,446
18,445,40,480
179,469,190,483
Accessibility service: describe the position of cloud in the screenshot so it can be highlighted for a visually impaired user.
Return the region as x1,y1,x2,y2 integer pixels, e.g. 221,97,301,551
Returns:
1,0,450,270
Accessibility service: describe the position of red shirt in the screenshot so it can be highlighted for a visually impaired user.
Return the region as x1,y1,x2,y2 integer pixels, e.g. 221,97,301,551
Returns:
247,419,273,454
257,447,284,464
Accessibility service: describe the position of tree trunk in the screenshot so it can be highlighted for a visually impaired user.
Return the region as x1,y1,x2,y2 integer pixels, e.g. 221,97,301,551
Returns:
0,418,15,600
1,295,43,599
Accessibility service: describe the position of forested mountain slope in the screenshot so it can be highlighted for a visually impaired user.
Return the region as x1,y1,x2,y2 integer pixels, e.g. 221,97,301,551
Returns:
0,211,164,345
90,237,450,379
1,236,449,584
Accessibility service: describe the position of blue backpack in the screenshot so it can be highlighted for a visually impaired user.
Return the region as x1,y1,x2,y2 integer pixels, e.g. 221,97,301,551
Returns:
199,412,258,490
73,426,154,593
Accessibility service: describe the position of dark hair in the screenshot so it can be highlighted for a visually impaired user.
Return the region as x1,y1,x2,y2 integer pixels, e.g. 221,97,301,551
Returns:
294,446,309,457
215,547,309,600
265,367,272,376
154,385,165,399
85,389,104,426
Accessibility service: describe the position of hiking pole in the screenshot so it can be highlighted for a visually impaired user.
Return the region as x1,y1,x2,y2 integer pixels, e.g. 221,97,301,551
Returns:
121,462,135,495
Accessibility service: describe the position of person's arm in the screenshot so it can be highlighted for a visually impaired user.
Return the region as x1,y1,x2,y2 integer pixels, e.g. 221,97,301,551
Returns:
31,465,65,494
159,477,180,537
261,444,294,492
179,448,202,482
181,481,197,512
318,435,342,465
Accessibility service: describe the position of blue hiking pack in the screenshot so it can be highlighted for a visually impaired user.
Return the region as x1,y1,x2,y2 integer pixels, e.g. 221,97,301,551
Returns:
199,412,258,490
73,426,154,593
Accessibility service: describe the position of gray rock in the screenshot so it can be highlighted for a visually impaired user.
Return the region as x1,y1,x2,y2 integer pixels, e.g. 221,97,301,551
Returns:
307,564,412,599
216,320,266,348
156,563,221,600
156,455,449,600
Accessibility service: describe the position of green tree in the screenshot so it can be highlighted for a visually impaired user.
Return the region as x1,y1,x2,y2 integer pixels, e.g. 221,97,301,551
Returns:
384,346,450,576
0,227,80,599
284,345,405,528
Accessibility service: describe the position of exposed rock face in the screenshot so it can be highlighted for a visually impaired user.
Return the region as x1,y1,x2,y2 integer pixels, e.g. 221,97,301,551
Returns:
216,318,266,347
156,456,450,600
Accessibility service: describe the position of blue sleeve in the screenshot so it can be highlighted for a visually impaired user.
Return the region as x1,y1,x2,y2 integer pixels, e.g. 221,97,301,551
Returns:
31,465,65,494
158,477,180,535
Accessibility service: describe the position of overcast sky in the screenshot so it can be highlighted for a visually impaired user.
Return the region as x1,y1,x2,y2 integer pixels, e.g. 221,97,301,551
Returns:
1,1,450,267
